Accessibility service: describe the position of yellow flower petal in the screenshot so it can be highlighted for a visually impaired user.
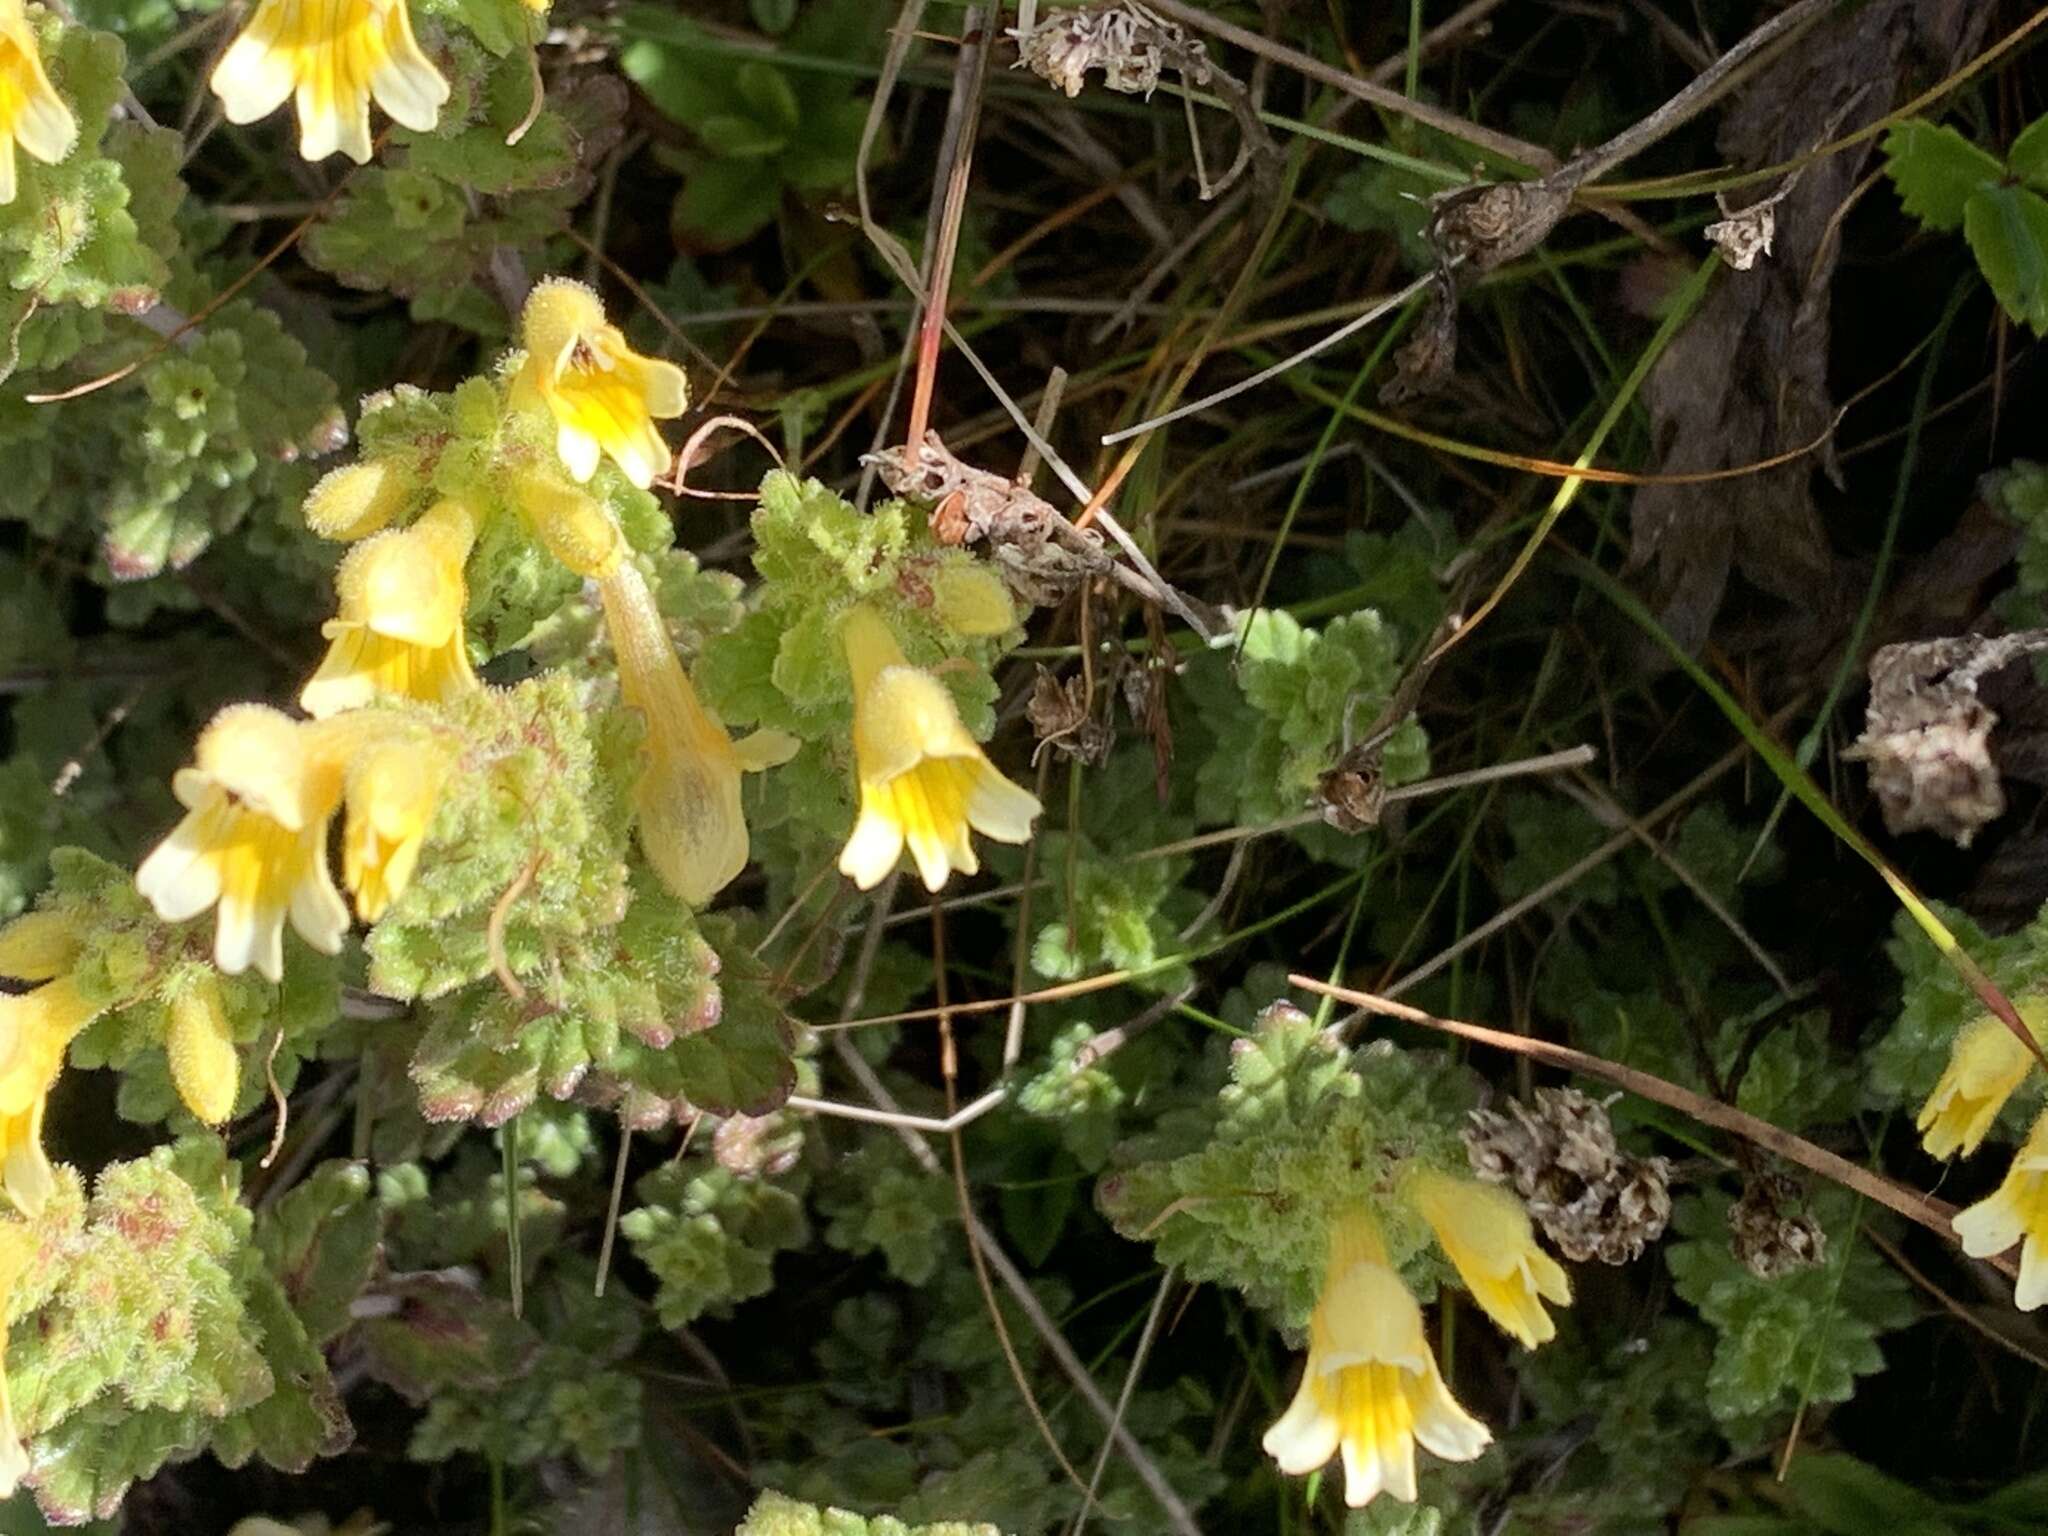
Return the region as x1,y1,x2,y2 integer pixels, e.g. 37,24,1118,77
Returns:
1262,1208,1490,1508
339,737,448,922
1409,1167,1570,1349
209,0,448,164
300,499,480,718
136,706,348,982
837,605,1039,893
1918,1003,2046,1161
1954,1110,2048,1311
515,277,687,488
0,0,77,207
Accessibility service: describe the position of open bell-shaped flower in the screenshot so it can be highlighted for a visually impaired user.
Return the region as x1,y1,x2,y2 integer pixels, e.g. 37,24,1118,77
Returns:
1262,1207,1491,1507
837,603,1040,893
0,0,77,206
300,498,481,718
1953,1110,2048,1311
135,705,349,983
597,558,794,905
1918,1003,2045,1161
513,278,688,489
1407,1166,1571,1348
208,0,449,164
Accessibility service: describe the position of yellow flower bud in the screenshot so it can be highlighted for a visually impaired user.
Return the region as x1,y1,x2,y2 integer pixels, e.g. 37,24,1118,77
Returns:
930,562,1018,637
513,470,625,579
167,974,239,1125
0,911,80,982
512,278,688,489
301,459,416,541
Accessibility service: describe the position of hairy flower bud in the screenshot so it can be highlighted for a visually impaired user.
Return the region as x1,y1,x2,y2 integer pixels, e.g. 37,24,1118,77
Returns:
167,974,239,1125
514,470,625,579
301,458,416,541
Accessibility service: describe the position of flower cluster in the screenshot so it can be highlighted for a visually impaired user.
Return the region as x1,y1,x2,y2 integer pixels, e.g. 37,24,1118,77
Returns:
1916,1000,2048,1310
119,276,1037,1003
1263,1171,1570,1508
2,267,1041,1509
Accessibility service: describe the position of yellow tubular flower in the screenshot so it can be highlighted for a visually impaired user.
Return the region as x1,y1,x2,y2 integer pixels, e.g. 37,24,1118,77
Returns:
514,278,688,489
0,0,76,206
838,604,1041,893
1953,1110,2048,1311
1918,1003,2046,1161
0,914,96,1217
0,1218,36,1495
208,0,448,164
167,974,239,1126
134,705,349,983
300,499,481,719
1262,1208,1491,1507
598,560,794,906
1407,1167,1571,1348
335,733,450,922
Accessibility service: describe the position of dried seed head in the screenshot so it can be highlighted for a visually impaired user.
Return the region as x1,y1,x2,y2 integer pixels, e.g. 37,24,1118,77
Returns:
1464,1088,1672,1265
1027,668,1114,767
1842,634,2048,849
1011,6,1190,100
1727,1170,1827,1279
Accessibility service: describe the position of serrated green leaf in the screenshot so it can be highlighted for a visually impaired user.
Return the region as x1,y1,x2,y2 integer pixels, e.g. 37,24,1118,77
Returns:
1883,119,2003,232
2008,113,2048,191
1964,183,2048,336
